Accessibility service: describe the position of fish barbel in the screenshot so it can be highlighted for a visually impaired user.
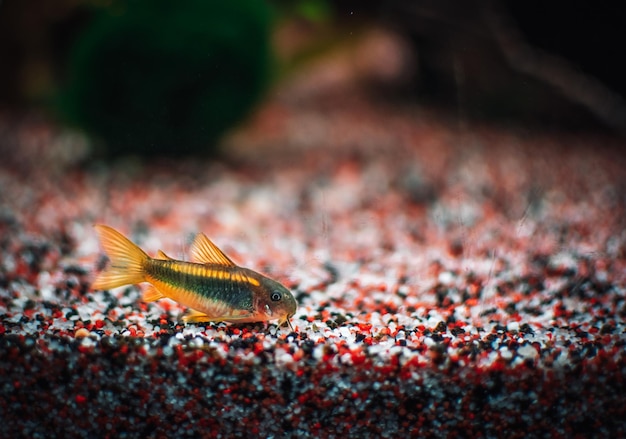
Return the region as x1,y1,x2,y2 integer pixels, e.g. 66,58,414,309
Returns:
92,225,297,329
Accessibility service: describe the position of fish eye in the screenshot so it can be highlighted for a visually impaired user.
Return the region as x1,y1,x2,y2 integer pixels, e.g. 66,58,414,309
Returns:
271,291,282,302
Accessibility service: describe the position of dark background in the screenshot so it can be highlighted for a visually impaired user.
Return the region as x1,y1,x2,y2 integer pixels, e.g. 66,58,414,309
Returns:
1,0,625,156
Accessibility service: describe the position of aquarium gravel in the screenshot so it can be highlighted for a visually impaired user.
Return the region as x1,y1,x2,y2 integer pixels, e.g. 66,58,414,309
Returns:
1,83,625,437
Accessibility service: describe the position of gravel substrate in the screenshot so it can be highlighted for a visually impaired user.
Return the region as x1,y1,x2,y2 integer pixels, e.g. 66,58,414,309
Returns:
1,75,625,436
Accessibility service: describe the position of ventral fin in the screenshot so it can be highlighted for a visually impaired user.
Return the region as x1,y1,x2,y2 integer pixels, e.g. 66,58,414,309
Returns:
143,285,164,303
155,249,173,260
183,309,211,323
190,233,236,267
183,309,255,324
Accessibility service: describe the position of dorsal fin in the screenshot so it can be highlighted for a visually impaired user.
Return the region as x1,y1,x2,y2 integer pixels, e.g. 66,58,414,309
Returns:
155,249,173,260
190,233,236,267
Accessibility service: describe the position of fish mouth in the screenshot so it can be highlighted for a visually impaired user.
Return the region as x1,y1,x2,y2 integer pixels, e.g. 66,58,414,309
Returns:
265,305,295,331
280,313,295,332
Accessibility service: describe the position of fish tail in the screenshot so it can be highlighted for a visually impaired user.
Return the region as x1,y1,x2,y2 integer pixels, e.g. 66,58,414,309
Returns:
92,225,150,290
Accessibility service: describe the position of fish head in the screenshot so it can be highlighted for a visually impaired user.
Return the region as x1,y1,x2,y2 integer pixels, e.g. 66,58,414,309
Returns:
255,276,297,327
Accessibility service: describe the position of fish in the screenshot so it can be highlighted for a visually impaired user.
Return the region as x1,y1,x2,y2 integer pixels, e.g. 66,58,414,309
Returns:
92,225,297,329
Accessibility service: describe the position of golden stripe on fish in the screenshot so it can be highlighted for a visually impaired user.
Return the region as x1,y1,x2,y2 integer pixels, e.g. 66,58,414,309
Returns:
148,260,261,288
91,225,296,329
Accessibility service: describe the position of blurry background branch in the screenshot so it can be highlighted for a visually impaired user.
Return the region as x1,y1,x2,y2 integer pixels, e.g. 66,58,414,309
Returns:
0,0,624,160
483,1,626,137
374,0,626,137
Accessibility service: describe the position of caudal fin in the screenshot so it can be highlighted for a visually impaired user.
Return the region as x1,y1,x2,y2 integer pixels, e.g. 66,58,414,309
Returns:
92,225,149,290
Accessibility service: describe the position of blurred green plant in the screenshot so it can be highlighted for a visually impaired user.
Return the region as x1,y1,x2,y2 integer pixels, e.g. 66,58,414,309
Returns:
276,0,332,23
57,0,275,157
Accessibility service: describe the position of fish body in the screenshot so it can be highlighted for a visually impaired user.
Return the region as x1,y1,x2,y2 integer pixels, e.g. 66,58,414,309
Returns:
92,225,297,328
